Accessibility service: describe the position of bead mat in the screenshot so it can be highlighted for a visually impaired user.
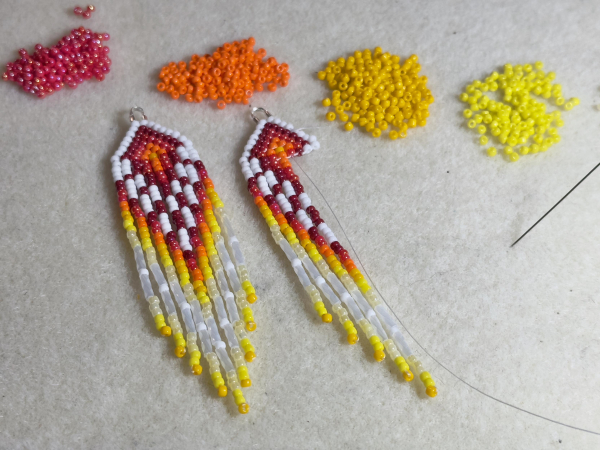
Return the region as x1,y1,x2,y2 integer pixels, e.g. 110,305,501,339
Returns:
0,0,598,448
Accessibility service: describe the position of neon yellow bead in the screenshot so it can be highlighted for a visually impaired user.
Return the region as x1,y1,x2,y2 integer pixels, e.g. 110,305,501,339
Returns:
477,125,486,135
479,136,488,145
486,147,497,157
344,122,354,131
519,146,529,155
509,152,519,162
467,120,476,129
463,109,473,118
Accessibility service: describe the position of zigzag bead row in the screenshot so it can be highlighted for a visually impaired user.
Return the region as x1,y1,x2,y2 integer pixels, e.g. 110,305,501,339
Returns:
111,118,260,413
240,115,437,398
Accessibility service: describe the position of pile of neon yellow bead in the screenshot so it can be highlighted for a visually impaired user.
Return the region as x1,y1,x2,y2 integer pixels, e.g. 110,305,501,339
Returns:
461,62,579,162
318,47,434,139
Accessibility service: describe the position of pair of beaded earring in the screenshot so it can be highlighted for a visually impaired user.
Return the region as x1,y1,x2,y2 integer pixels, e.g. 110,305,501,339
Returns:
239,107,437,398
111,107,259,414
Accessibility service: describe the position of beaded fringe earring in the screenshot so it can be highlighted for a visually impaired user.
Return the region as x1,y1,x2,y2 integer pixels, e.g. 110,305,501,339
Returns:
240,107,437,398
111,107,260,414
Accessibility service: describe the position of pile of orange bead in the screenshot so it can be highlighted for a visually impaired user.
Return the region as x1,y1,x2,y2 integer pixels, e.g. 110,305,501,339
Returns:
156,38,290,109
318,47,434,139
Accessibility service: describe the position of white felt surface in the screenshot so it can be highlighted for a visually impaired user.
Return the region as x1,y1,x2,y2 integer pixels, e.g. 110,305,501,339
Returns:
0,0,599,448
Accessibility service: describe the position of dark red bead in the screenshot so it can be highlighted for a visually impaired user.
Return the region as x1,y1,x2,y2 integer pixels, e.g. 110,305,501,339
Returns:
190,236,202,248
290,220,303,232
308,227,319,240
315,235,326,246
330,241,342,253
291,180,304,194
339,250,350,262
155,200,166,214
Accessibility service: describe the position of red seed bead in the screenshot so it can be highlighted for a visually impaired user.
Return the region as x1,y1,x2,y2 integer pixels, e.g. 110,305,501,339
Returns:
74,6,83,15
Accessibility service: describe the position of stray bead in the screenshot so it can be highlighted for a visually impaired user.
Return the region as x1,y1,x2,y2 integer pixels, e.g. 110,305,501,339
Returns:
87,4,95,12
82,10,91,19
73,6,83,14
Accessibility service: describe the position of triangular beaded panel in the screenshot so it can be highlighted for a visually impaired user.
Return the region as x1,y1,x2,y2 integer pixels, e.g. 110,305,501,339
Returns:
245,116,320,159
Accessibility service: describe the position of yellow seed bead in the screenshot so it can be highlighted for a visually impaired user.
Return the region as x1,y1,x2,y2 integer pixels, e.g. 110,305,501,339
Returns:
509,152,519,162
463,109,473,118
322,98,331,107
344,122,354,131
160,325,172,337
326,112,336,121
347,333,358,345
479,136,488,145
174,346,186,358
218,385,228,397
192,364,203,375
372,128,382,138
389,130,398,140
487,147,497,157
477,125,486,134
467,120,476,129
374,350,385,362
245,351,256,362
322,313,333,323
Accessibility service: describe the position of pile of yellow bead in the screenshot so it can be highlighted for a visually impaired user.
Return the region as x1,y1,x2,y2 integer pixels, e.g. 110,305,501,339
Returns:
317,47,434,139
461,62,579,162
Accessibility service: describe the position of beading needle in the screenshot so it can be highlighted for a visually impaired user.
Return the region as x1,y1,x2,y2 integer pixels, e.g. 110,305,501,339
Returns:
511,161,600,247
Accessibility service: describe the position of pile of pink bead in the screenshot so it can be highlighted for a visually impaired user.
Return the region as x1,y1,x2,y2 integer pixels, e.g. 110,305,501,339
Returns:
2,27,111,99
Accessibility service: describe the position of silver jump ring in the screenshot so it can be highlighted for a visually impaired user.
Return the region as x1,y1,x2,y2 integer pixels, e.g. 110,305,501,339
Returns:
250,106,272,123
130,106,147,122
